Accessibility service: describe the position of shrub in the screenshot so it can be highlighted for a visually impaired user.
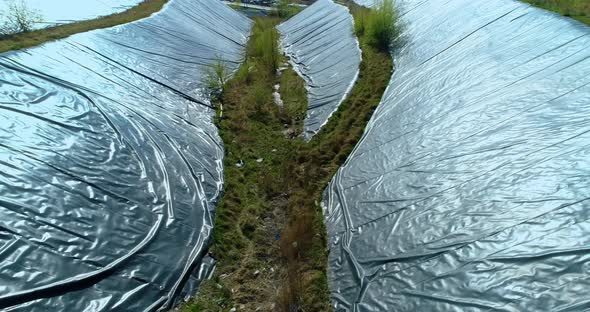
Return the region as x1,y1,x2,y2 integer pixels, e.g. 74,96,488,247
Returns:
276,0,298,19
0,0,42,36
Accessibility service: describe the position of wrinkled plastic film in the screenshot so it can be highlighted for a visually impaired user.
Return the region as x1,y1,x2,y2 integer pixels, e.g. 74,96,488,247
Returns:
0,0,251,311
323,0,590,311
278,0,361,140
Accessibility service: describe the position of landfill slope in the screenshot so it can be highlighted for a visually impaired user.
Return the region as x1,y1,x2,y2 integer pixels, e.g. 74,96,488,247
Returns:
0,0,251,310
279,0,361,140
323,0,590,311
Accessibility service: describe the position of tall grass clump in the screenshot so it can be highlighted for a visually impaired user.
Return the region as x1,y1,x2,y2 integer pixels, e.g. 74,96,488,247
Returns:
354,0,399,52
248,17,280,74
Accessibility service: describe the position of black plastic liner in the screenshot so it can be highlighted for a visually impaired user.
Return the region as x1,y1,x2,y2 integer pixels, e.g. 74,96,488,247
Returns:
323,0,590,311
0,0,251,310
278,0,361,140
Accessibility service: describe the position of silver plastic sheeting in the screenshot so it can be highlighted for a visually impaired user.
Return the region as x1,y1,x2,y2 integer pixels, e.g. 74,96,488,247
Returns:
0,0,251,310
0,0,143,29
278,0,361,140
323,0,590,311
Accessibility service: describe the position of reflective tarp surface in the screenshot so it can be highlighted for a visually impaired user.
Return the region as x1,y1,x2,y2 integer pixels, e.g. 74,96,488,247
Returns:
278,0,361,139
0,0,143,29
0,0,251,310
323,0,590,311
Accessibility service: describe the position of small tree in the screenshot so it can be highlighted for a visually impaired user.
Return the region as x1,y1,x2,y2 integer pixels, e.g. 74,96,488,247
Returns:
0,0,42,36
204,56,231,102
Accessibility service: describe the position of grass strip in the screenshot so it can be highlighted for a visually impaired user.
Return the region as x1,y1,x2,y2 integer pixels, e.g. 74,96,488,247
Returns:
179,3,394,311
522,0,590,26
279,4,393,310
179,16,295,312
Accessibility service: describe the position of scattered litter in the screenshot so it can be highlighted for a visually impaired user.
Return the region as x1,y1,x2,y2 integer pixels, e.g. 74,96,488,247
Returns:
273,85,284,108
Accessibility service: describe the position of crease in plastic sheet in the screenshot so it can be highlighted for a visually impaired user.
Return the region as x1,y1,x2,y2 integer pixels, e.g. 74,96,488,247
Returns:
322,0,590,311
0,0,252,310
0,0,144,29
278,0,361,140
